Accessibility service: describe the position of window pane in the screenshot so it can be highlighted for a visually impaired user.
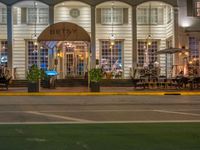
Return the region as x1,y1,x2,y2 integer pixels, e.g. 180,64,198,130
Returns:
150,8,158,24
101,40,123,73
101,8,112,24
0,41,8,65
137,41,158,66
38,8,49,24
113,8,123,24
0,8,7,24
27,41,48,70
137,8,148,24
27,8,37,24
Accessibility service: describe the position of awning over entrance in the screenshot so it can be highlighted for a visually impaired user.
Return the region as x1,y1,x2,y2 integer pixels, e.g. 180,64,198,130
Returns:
38,22,90,42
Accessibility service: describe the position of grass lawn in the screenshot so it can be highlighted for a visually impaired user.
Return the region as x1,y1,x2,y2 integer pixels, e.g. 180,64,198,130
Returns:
0,123,200,150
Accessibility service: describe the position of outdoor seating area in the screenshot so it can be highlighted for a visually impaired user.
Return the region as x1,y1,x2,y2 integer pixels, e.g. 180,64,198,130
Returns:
0,65,12,90
131,64,200,90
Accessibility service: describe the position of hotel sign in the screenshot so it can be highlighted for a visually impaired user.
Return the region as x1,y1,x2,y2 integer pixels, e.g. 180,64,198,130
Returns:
38,22,90,42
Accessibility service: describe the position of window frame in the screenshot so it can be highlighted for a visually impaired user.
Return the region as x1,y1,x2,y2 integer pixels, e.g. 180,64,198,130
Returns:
195,1,200,17
137,6,163,25
99,39,124,74
101,7,124,25
0,40,8,65
137,40,159,66
26,40,49,71
0,7,7,25
27,7,49,25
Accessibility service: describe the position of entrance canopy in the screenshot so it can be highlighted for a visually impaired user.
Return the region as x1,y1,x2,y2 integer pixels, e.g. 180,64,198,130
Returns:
38,22,90,42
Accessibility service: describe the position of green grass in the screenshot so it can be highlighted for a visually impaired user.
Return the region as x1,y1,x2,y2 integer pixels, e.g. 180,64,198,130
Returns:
0,123,200,150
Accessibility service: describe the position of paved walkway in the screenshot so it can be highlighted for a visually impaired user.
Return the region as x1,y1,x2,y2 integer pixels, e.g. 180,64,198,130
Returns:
1,86,200,92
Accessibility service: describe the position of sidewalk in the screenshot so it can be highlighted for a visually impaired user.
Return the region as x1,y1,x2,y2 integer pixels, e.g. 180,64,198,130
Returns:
0,87,200,96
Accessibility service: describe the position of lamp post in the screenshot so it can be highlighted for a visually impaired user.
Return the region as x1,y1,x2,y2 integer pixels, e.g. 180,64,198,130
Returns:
110,2,115,73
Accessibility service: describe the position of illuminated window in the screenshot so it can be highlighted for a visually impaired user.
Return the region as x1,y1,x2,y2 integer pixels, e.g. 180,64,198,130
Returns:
27,41,48,70
189,37,199,59
0,41,8,65
196,2,200,16
101,40,123,72
138,41,158,66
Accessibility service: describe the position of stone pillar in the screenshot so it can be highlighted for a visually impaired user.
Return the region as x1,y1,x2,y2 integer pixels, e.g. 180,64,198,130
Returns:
91,5,96,68
7,5,13,73
49,5,54,25
132,5,137,70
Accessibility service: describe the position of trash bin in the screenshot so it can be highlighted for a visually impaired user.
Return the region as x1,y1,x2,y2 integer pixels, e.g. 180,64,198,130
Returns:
44,70,58,89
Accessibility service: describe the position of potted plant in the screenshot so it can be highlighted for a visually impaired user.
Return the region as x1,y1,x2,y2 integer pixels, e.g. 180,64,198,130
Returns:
26,65,44,92
89,68,103,92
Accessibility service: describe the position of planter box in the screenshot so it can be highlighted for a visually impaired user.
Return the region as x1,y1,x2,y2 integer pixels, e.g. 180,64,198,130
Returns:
28,82,39,92
90,82,100,92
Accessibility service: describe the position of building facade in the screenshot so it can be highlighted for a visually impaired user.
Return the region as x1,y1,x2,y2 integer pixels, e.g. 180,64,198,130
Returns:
0,0,199,80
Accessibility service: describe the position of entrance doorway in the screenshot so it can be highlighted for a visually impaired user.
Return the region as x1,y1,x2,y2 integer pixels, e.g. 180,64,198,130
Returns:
56,41,88,79
37,22,91,80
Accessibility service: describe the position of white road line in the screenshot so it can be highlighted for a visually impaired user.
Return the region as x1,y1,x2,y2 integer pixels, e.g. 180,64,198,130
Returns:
0,110,152,113
154,110,200,117
25,111,93,123
0,120,200,125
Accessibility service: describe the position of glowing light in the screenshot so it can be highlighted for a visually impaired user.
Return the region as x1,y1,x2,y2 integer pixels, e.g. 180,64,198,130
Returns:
189,61,193,64
181,20,191,27
110,40,115,46
185,52,189,56
34,41,38,46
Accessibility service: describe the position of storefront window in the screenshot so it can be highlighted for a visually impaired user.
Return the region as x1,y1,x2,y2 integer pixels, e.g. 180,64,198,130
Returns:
27,41,48,70
189,37,199,59
101,40,123,73
0,41,8,65
138,41,158,66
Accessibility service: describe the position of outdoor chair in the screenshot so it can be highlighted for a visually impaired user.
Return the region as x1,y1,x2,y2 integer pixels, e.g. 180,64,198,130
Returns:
157,76,167,89
0,76,12,90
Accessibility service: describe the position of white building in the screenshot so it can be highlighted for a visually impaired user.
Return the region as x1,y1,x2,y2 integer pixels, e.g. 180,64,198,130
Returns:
0,0,199,80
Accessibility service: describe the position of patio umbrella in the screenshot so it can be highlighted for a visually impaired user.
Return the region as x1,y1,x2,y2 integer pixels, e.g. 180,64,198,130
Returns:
156,48,189,78
156,48,188,54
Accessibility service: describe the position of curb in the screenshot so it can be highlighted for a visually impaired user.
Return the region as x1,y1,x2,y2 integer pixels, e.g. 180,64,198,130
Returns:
0,92,200,96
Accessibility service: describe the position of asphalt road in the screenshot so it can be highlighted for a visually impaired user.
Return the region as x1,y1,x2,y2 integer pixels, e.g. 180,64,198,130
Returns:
0,96,200,124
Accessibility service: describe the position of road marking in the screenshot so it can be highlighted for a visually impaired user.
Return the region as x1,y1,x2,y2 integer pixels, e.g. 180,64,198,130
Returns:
0,120,200,125
154,110,200,117
25,111,93,123
0,110,153,113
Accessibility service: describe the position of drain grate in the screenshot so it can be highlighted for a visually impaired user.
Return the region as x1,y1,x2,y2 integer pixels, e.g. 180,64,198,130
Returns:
164,93,181,95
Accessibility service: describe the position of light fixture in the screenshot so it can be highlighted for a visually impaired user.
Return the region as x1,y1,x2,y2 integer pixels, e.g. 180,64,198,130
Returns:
31,1,38,48
144,2,153,67
146,2,152,46
110,2,115,46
